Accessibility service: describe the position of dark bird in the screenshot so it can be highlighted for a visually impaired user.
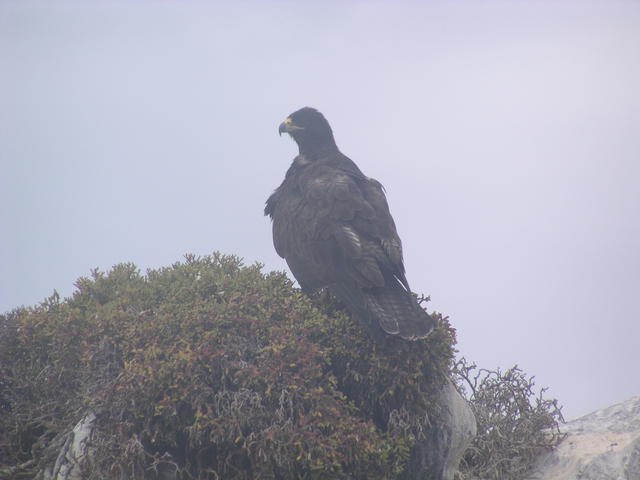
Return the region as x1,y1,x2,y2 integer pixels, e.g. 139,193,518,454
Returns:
265,107,435,341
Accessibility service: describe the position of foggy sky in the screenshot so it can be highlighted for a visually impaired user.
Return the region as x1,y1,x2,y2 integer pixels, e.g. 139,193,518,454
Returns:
2,1,639,420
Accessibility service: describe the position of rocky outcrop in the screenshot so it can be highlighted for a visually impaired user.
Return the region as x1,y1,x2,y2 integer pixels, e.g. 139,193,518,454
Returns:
526,395,640,480
37,412,96,480
402,378,477,480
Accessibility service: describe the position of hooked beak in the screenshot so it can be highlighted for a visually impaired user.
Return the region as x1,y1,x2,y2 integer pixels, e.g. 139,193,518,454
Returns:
278,117,303,136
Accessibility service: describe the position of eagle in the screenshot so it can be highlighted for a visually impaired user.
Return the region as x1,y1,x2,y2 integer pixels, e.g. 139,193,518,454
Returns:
265,107,434,342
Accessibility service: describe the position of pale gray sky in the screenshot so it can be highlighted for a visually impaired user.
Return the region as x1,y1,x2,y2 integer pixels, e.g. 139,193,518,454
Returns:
2,1,639,420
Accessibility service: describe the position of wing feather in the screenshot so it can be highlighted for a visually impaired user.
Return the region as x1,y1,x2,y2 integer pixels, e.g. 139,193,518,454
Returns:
267,154,407,297
297,164,405,291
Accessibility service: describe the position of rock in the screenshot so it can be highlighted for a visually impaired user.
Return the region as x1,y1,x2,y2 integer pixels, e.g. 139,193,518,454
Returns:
39,412,96,480
401,377,477,480
526,395,640,480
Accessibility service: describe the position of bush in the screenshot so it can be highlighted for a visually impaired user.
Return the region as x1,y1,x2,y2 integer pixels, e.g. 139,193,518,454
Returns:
454,358,565,480
0,253,455,480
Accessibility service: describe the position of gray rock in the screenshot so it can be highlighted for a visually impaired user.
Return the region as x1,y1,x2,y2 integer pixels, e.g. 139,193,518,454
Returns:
41,412,96,480
401,377,477,480
526,395,640,480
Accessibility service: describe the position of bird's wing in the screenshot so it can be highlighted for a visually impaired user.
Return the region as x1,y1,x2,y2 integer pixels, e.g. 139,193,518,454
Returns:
266,184,297,259
266,169,329,292
299,163,408,291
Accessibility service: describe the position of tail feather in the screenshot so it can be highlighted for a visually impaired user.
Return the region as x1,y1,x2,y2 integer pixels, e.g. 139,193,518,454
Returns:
329,277,435,342
365,294,400,335
365,280,435,340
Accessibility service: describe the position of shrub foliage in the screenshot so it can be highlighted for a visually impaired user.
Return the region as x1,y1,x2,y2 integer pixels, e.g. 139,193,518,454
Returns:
454,358,565,480
0,253,455,480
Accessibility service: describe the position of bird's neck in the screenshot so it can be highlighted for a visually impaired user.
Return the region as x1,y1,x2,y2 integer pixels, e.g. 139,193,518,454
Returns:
298,141,339,160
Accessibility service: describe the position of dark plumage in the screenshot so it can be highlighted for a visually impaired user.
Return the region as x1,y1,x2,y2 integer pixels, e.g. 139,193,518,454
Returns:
265,107,434,341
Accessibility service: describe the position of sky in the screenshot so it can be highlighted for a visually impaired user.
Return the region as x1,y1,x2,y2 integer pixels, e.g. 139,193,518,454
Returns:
1,0,639,421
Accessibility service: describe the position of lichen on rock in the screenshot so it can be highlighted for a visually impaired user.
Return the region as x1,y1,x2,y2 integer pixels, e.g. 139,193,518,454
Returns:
525,395,640,480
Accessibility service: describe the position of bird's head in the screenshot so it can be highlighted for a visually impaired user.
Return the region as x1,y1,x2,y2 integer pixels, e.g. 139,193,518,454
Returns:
279,107,337,156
